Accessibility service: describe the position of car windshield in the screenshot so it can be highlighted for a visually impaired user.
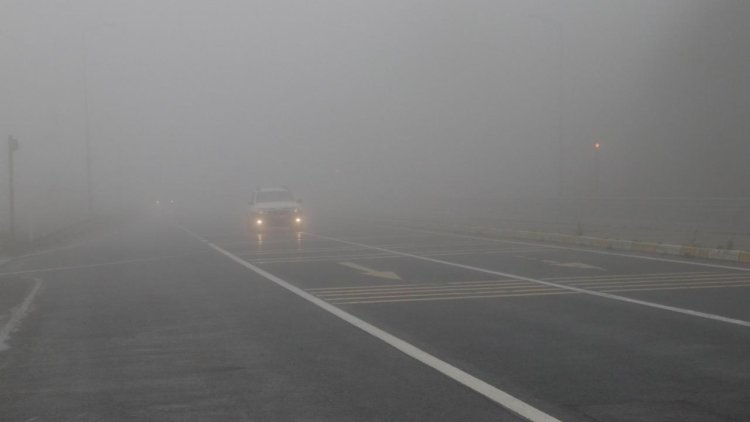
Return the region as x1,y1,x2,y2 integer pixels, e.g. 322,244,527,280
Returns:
256,190,294,203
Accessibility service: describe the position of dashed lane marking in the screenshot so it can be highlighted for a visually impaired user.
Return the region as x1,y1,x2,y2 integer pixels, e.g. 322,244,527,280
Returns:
310,275,750,305
309,273,750,293
306,273,746,295
328,284,750,305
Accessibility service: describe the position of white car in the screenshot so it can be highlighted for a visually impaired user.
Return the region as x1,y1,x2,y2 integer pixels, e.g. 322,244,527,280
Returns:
248,187,304,230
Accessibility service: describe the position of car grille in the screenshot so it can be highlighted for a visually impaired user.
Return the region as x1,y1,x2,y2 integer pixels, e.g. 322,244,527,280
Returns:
267,209,292,217
262,209,295,226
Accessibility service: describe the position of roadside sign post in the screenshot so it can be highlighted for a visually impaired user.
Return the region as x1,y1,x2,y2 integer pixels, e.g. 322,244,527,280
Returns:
593,141,602,197
7,135,19,248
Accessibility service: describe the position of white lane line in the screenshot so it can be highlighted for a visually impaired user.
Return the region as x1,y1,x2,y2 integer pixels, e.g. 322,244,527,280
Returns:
331,291,578,305
177,225,560,422
565,276,750,287
545,271,716,281
329,284,750,306
319,281,750,302
341,233,435,240
318,287,561,301
243,248,550,265
307,233,750,329
308,280,527,293
244,252,396,264
384,225,750,273
0,254,192,277
0,279,43,352
245,246,372,256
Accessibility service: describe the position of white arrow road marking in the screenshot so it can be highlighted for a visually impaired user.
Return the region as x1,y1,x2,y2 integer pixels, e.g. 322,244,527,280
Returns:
513,255,605,271
340,262,402,280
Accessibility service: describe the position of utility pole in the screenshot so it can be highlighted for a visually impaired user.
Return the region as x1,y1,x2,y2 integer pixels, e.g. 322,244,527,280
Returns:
556,23,565,201
82,30,93,216
7,135,19,246
80,22,118,216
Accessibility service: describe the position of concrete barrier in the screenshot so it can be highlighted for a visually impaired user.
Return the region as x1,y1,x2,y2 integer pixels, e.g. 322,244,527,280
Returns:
654,243,682,256
707,249,740,261
398,219,750,265
488,227,749,264
611,239,634,251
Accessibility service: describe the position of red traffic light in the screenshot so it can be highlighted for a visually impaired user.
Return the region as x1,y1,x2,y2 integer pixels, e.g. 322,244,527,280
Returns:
594,142,601,150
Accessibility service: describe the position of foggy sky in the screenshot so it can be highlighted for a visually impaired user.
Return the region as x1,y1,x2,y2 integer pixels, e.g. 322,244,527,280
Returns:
2,1,750,237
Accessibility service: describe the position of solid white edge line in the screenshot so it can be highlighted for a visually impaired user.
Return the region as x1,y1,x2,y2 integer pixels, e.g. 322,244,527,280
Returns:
0,278,43,352
177,225,561,422
307,233,750,329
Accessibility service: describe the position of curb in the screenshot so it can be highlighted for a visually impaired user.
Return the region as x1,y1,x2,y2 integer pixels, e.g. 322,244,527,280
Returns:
397,220,750,265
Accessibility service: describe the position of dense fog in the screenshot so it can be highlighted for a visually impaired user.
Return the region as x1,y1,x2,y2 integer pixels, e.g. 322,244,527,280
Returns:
2,0,749,239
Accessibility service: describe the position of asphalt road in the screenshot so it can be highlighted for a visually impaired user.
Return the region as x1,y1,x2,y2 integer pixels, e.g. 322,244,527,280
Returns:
2,215,750,421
